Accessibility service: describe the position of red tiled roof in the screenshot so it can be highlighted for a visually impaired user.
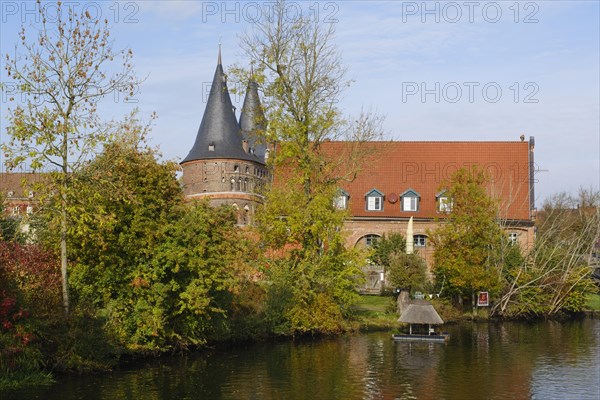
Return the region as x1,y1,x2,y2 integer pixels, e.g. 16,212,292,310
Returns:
0,173,45,198
324,141,532,221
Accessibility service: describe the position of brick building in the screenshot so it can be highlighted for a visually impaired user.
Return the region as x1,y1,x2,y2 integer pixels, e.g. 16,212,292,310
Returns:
181,49,536,263
2,49,536,279
330,140,536,268
180,48,269,225
0,172,43,237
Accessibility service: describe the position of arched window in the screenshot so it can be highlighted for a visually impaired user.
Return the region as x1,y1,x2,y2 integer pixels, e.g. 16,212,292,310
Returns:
357,234,381,248
236,178,241,191
243,178,248,192
230,177,235,191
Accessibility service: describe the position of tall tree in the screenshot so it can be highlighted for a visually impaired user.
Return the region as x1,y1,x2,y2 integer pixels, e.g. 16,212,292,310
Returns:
430,166,505,310
237,0,384,334
3,1,140,314
66,124,182,349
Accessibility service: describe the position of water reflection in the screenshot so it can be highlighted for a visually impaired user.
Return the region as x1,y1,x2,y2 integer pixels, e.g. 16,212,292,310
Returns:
4,319,599,400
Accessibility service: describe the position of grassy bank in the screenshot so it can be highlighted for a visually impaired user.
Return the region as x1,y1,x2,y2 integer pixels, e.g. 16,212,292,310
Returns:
352,295,398,331
585,292,600,311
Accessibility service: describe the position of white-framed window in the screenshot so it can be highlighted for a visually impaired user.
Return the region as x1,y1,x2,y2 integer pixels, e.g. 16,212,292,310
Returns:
508,232,519,245
333,189,349,210
365,189,384,211
7,191,14,198
26,205,33,215
436,190,452,212
438,197,452,212
401,189,420,212
12,206,20,216
414,235,427,247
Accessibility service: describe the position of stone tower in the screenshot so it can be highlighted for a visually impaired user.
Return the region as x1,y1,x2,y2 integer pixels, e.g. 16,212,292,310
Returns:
180,48,268,225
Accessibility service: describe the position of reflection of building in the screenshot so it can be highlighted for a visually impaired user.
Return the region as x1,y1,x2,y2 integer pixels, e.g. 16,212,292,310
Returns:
180,48,269,225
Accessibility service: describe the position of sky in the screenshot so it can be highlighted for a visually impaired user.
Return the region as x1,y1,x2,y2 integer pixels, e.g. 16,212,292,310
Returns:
1,0,599,206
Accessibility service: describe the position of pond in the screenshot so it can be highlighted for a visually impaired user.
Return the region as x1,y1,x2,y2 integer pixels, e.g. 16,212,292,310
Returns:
4,318,599,400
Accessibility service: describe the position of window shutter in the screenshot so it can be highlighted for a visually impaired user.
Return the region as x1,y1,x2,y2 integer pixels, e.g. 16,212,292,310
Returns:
367,196,375,210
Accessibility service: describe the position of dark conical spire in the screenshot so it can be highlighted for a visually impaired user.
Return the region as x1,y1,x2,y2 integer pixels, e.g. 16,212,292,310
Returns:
182,48,262,164
239,71,267,160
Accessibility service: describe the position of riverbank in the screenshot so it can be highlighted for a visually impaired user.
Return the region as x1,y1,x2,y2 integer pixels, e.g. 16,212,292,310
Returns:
4,319,599,400
352,292,600,328
3,292,599,392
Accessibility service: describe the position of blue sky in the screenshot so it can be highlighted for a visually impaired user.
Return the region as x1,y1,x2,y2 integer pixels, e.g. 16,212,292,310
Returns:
1,1,599,205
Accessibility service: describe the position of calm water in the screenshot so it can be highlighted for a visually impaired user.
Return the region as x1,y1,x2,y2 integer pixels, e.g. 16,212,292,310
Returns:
4,319,599,400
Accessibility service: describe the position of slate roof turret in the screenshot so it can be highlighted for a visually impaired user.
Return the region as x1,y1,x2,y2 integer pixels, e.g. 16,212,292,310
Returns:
182,48,262,164
239,73,267,160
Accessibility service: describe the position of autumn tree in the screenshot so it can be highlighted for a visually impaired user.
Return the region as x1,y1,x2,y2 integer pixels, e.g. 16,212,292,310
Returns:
372,234,429,313
237,0,384,334
65,123,181,350
492,189,599,317
2,0,140,314
430,166,505,311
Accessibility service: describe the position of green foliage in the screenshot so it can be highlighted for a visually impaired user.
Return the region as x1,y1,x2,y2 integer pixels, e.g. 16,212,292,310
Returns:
0,197,24,243
386,253,429,293
64,134,264,350
371,233,406,267
431,167,505,300
240,1,379,335
66,134,183,351
493,190,599,318
148,201,260,347
261,209,365,335
585,293,600,311
371,233,429,293
2,0,143,314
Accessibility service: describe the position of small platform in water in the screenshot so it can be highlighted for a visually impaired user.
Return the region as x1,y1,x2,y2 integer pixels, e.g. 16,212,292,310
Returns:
392,333,449,343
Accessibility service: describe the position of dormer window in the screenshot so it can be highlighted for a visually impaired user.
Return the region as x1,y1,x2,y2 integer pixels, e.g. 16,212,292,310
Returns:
7,191,14,198
436,190,453,212
333,189,350,210
365,189,384,211
28,191,34,198
208,143,215,152
401,189,420,212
